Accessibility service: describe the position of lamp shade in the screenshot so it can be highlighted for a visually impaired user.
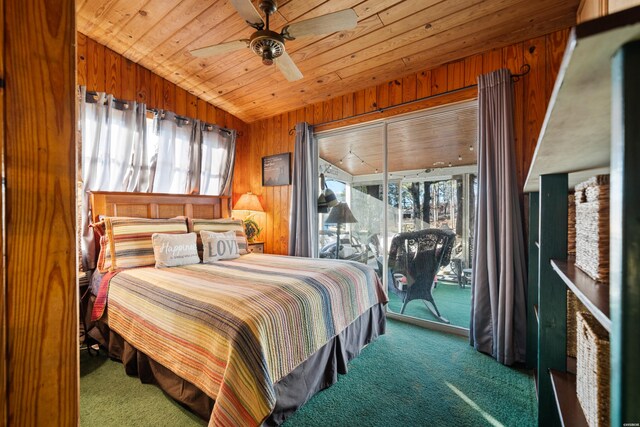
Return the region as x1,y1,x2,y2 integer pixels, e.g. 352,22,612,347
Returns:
324,202,358,224
319,173,339,209
323,188,339,207
234,192,264,212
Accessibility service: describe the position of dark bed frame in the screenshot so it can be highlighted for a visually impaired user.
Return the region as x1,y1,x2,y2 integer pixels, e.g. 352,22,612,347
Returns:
86,191,386,426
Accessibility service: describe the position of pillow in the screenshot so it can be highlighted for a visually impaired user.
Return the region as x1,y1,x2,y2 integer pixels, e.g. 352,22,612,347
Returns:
189,218,249,255
152,232,200,268
96,235,111,272
98,217,189,272
339,244,357,258
201,230,240,263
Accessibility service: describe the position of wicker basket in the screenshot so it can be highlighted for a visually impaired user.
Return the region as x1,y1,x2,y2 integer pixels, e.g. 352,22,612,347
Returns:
575,175,609,283
576,312,610,427
566,291,587,358
568,193,576,256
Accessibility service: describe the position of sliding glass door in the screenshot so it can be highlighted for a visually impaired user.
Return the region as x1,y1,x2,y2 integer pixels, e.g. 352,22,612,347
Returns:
316,100,478,332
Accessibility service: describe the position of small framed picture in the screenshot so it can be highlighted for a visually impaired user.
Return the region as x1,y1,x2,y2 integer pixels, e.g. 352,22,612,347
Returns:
262,153,291,186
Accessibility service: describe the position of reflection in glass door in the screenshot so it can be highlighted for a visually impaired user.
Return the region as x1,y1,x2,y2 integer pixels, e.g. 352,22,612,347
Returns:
317,125,385,279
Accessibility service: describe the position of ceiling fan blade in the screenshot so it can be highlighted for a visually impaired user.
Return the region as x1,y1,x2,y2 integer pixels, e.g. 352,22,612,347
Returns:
190,39,250,58
283,9,358,40
275,51,303,82
231,0,264,27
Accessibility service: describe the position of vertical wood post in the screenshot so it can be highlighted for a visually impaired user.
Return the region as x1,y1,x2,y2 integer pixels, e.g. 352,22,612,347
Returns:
610,40,640,427
537,173,567,427
4,0,78,425
526,192,539,370
0,0,5,422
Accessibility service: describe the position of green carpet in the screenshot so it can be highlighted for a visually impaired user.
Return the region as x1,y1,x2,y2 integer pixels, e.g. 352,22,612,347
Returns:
81,320,536,426
80,351,203,426
387,281,472,328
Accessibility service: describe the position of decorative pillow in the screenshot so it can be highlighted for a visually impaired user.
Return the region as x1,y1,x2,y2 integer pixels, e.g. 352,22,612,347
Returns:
99,217,189,272
189,218,249,255
152,232,200,268
200,230,241,263
96,235,111,273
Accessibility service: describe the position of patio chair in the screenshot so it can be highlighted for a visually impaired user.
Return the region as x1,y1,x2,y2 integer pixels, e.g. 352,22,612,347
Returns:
388,228,456,323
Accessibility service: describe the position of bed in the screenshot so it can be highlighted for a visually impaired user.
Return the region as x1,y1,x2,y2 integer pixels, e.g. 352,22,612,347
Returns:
85,191,387,427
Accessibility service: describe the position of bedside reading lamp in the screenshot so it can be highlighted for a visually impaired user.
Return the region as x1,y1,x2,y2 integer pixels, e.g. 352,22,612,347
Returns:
324,202,358,259
233,192,264,243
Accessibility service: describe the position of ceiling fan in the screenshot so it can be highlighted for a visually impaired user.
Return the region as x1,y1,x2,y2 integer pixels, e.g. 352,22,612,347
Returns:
190,0,358,82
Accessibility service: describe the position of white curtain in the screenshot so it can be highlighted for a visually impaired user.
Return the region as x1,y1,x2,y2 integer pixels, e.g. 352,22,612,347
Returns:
200,125,236,196
80,90,238,268
151,111,197,194
123,109,153,192
80,87,147,269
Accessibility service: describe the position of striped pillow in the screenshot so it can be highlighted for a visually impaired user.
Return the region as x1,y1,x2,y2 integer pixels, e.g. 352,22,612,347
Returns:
189,218,249,255
97,235,112,273
99,217,189,272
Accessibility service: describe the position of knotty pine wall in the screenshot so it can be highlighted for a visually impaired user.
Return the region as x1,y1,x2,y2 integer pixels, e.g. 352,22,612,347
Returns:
0,0,6,421
234,28,570,256
5,0,78,424
76,32,248,144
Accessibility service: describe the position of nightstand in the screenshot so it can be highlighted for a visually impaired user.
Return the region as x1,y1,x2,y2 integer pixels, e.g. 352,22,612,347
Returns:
78,270,98,354
248,242,264,253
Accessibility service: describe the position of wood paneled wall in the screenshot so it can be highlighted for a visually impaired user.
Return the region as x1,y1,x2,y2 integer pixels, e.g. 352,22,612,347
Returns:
77,32,248,136
4,0,78,424
234,29,570,256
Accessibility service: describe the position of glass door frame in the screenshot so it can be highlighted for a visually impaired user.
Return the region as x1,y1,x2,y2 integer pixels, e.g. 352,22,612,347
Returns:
315,103,477,337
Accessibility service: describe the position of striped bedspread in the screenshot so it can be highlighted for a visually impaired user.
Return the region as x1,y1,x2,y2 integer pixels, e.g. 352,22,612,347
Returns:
101,254,387,426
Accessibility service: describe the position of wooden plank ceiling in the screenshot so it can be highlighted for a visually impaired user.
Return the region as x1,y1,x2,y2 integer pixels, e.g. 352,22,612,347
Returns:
77,0,578,123
318,100,477,176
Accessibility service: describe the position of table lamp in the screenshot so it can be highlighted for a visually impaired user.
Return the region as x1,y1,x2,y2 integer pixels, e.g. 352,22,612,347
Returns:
233,192,264,242
324,202,358,259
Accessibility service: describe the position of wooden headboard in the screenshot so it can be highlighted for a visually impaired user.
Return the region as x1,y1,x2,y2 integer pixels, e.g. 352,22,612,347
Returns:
90,191,231,222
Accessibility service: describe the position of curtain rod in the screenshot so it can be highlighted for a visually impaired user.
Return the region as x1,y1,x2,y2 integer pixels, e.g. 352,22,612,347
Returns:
84,91,243,137
288,64,531,134
145,108,240,136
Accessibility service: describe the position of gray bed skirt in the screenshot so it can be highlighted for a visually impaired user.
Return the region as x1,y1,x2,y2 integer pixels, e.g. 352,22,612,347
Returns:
87,300,386,426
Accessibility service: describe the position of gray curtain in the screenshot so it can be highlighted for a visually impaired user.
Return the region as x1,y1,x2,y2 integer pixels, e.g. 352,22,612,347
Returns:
470,69,527,365
289,122,318,257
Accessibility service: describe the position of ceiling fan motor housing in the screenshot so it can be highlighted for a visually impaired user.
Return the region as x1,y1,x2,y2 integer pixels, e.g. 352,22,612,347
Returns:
259,0,277,15
250,30,285,65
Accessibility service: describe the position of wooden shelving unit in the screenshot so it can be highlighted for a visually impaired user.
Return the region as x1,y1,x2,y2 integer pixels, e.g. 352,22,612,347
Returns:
524,6,640,426
550,370,589,427
551,259,611,331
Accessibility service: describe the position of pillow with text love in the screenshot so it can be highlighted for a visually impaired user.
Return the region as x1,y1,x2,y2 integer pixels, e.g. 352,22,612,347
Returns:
200,230,241,263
